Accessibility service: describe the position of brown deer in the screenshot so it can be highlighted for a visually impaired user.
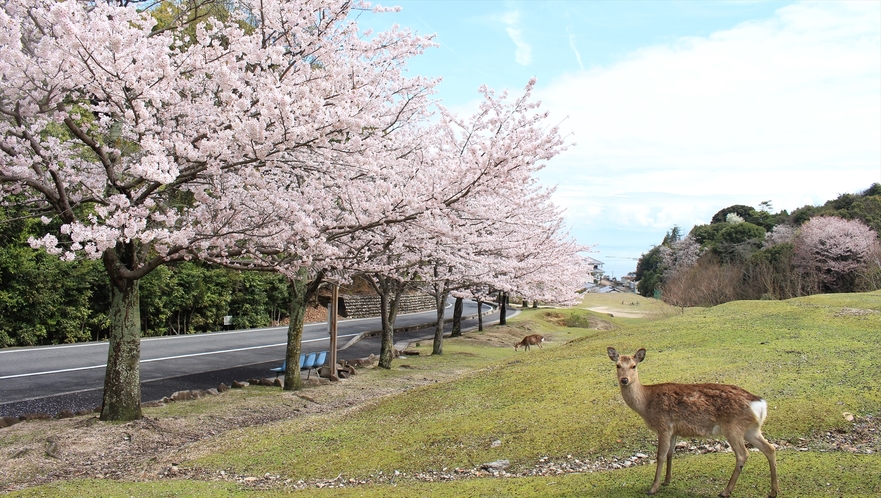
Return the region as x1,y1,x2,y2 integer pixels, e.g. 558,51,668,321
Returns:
514,334,544,351
607,347,778,498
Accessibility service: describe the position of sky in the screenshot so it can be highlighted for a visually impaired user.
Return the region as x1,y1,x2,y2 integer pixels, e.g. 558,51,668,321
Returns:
356,1,881,279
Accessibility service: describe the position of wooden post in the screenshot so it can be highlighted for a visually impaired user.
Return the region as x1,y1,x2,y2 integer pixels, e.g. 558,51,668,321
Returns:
329,282,339,379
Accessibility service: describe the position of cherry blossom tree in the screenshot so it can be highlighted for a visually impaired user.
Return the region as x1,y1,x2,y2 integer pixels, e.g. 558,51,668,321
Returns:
0,0,437,418
794,216,881,292
406,80,587,354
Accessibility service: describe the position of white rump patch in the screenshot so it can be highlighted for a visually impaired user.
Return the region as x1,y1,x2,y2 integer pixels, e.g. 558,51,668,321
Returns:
711,424,722,436
750,400,768,425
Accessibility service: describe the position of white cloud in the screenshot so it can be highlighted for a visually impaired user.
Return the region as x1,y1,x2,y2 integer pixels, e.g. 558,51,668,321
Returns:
538,0,881,247
502,10,532,66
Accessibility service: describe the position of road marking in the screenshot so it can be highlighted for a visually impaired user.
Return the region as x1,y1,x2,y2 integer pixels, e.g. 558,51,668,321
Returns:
0,335,355,380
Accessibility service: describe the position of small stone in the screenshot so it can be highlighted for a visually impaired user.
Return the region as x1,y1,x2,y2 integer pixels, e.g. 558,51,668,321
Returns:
170,390,193,401
231,381,248,388
481,459,510,471
217,383,230,392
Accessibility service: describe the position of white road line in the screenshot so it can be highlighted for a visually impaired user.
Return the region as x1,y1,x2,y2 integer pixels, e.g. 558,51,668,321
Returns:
0,335,354,380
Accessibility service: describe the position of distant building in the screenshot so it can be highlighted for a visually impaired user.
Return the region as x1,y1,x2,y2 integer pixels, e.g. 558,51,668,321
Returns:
620,272,638,291
584,256,605,284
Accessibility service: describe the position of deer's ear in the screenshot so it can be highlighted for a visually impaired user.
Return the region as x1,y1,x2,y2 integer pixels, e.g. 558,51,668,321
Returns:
634,348,646,363
607,347,619,362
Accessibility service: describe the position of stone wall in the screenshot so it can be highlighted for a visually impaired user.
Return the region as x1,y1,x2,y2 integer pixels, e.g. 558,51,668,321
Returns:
341,294,436,319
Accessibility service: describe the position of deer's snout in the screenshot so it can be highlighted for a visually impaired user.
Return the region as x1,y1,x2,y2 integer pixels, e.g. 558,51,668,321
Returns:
619,377,629,386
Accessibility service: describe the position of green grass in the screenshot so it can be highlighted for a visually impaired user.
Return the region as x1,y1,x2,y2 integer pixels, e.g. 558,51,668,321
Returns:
8,291,881,497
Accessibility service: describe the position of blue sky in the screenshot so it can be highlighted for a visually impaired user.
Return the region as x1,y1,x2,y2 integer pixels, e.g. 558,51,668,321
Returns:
357,1,881,278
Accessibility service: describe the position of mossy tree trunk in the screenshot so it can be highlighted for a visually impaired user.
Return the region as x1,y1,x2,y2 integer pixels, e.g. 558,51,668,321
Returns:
100,278,142,421
100,247,143,422
377,277,404,369
283,268,324,391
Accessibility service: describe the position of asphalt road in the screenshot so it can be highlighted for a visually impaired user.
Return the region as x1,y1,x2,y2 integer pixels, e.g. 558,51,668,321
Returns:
0,299,513,418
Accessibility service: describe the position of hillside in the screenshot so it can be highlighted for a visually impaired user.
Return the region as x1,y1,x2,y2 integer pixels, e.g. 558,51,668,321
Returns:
2,292,880,497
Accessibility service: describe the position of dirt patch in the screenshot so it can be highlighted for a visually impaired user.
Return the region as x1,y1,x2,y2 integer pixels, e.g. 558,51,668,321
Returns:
451,325,541,349
586,306,649,319
834,308,880,318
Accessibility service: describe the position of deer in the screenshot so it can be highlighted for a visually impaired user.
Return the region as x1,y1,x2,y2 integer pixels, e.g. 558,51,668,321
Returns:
514,334,544,351
607,347,778,498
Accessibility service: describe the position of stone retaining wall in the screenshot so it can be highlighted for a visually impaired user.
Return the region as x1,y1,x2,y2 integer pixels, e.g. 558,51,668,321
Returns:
341,294,436,319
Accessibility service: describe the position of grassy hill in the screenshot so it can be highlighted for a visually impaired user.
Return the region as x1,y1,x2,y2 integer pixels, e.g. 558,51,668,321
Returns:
3,292,880,497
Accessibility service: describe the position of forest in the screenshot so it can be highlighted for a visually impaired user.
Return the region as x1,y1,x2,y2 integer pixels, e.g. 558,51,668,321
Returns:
635,183,881,306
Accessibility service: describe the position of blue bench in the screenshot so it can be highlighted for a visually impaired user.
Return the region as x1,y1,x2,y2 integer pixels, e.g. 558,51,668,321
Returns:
271,351,328,380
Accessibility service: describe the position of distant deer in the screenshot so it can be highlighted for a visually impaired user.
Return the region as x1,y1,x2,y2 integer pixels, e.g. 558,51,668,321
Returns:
514,334,544,351
607,347,778,498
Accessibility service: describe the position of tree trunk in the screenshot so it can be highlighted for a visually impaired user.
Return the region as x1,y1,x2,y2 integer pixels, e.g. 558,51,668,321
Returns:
477,299,484,331
431,289,448,355
283,271,308,391
450,296,463,337
378,281,403,369
499,291,508,326
100,279,142,421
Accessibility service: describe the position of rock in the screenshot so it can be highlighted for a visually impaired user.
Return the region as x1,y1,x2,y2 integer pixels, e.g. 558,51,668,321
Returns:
170,390,194,401
231,380,249,388
247,378,261,385
55,410,75,419
206,388,219,395
481,459,510,471
0,416,20,428
259,378,274,386
491,440,502,448
217,383,230,393
273,378,283,387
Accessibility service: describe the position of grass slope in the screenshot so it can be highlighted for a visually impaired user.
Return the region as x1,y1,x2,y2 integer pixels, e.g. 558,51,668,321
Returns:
6,292,881,497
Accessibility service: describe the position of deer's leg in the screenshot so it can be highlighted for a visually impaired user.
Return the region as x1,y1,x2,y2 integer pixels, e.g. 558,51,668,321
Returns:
720,431,748,498
649,432,671,495
745,427,778,498
663,435,677,485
